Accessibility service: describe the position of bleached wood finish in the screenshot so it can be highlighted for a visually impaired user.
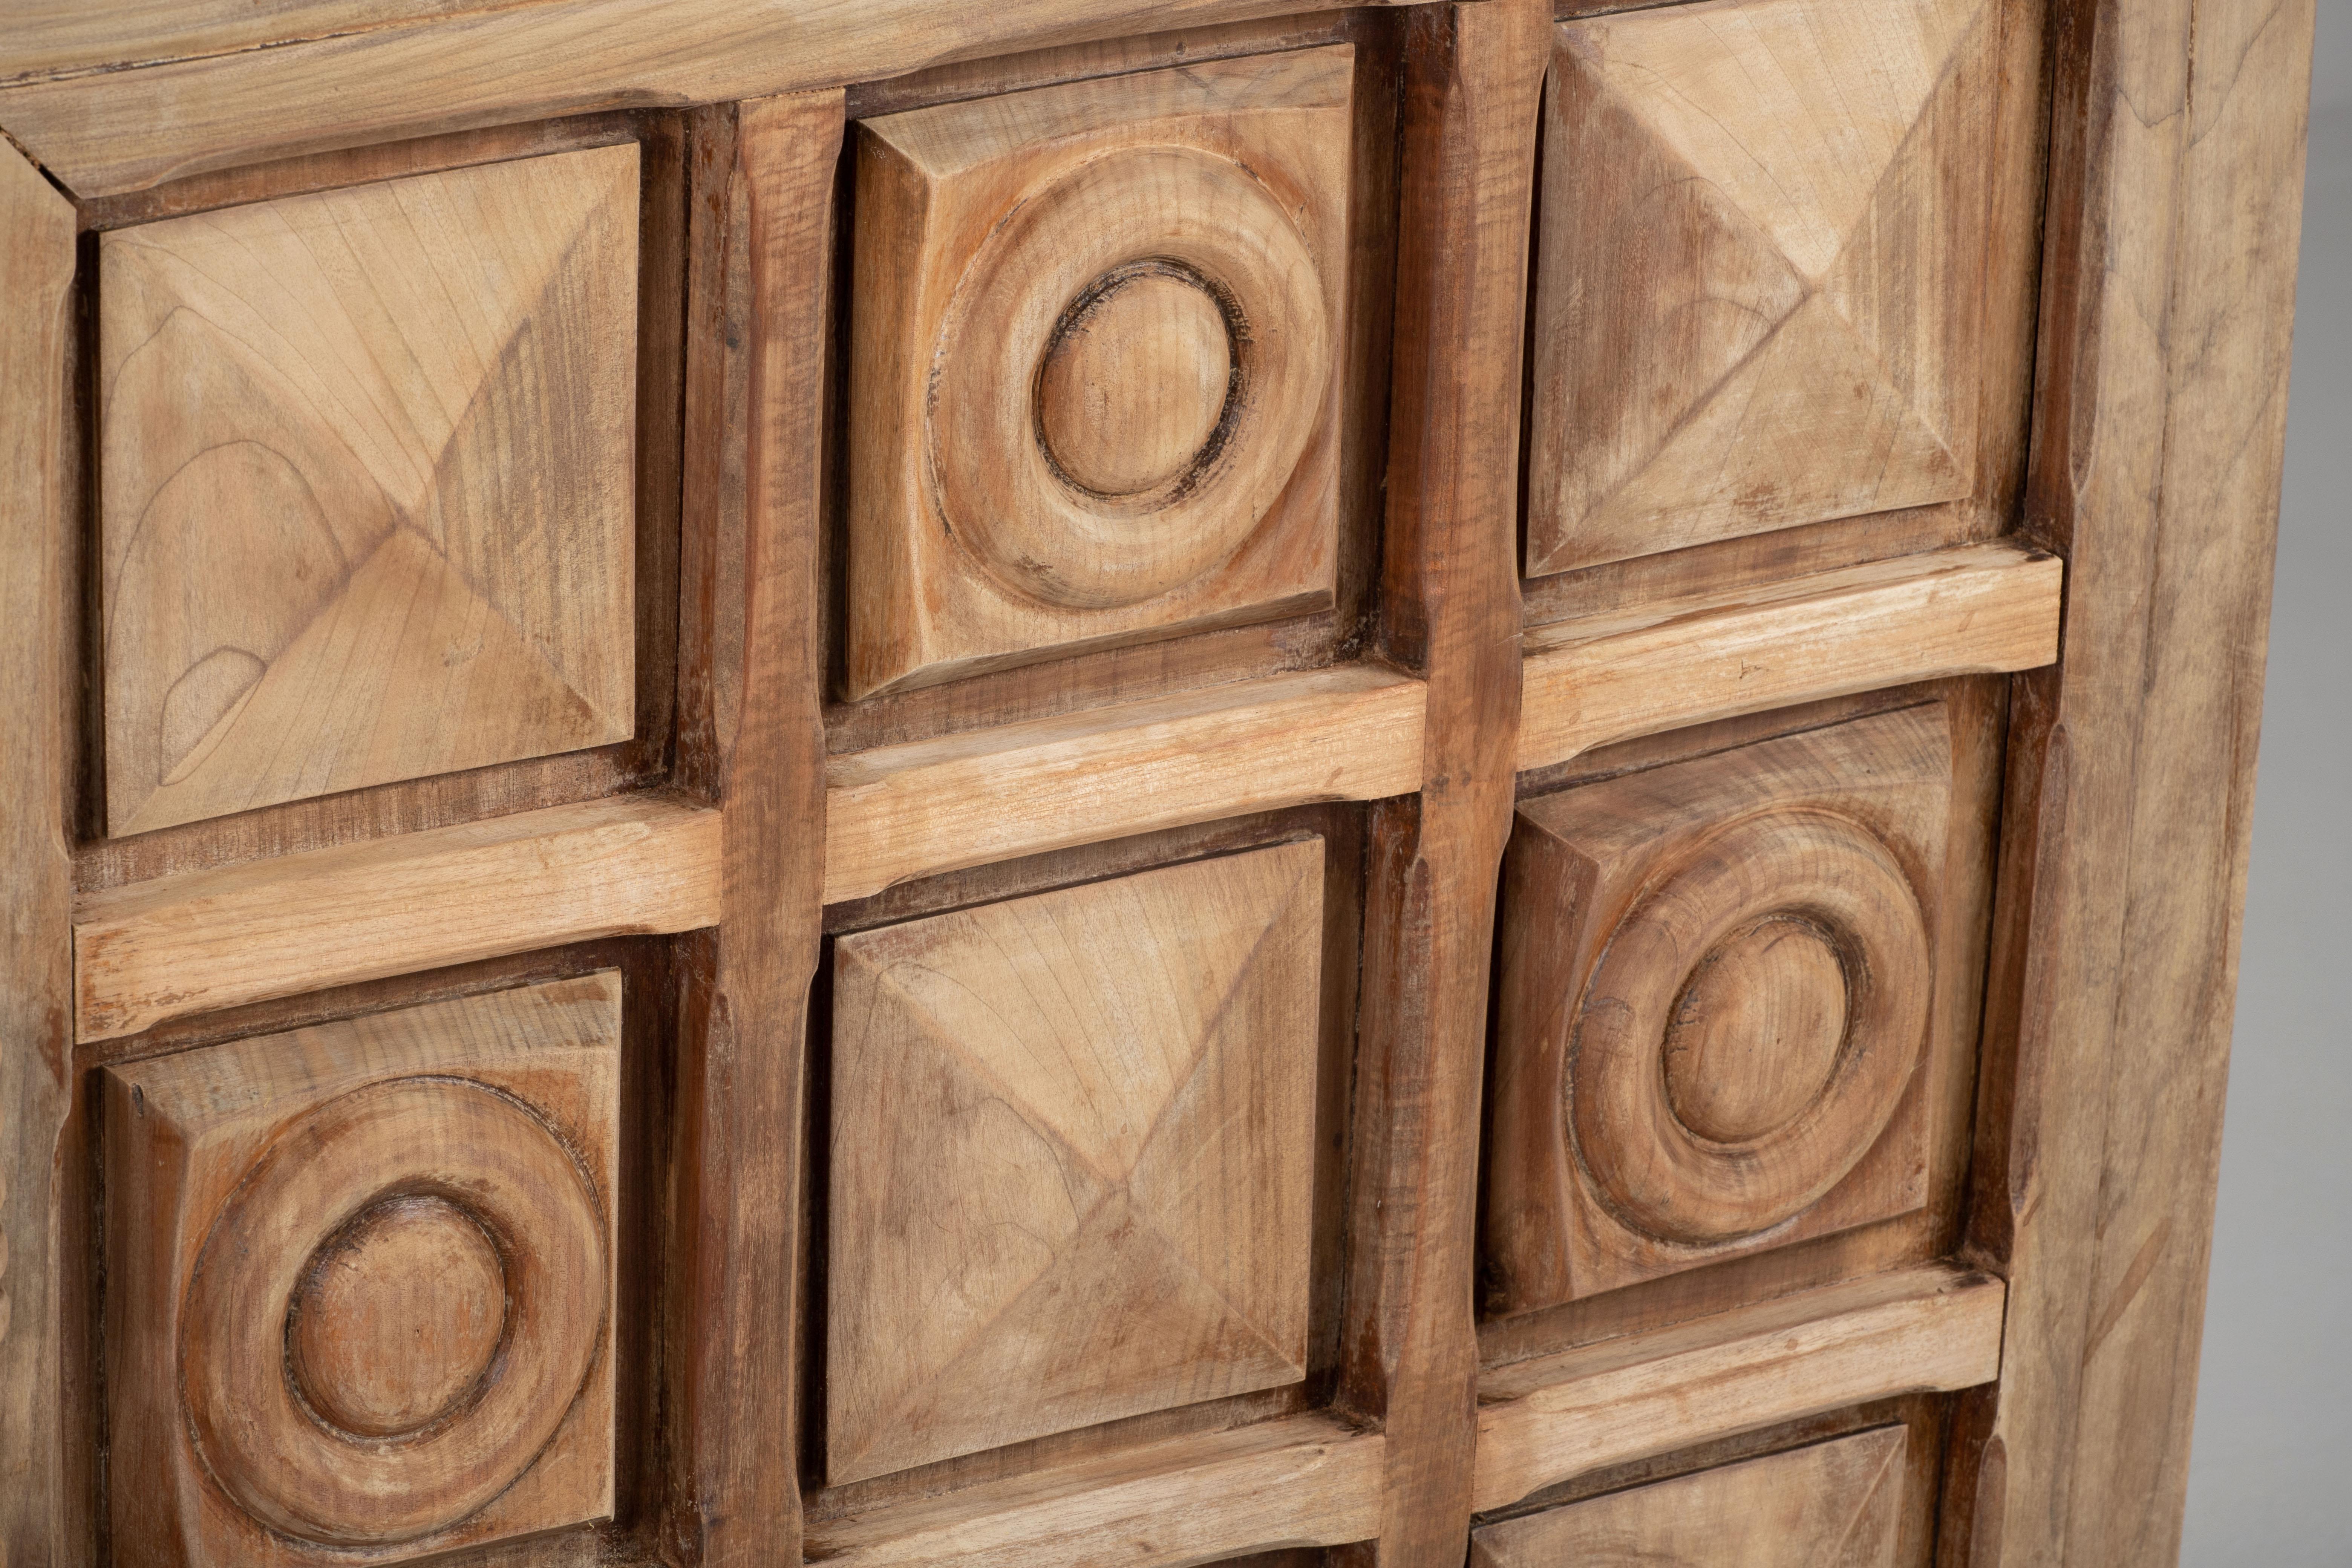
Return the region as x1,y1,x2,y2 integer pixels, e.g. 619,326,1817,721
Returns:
845,49,1349,695
828,840,1323,1481
1527,0,1994,575
103,974,620,1565
825,665,1422,902
1490,708,1950,1310
1472,1426,1907,1568
98,144,639,834
1518,542,2062,770
805,1415,1384,1568
0,140,77,1567
73,793,718,1042
1473,1264,2005,1513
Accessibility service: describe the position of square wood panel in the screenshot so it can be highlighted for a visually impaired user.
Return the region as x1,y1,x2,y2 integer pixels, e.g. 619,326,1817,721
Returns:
1525,0,1995,576
98,144,641,834
1486,707,1952,1311
826,839,1325,1482
101,973,621,1566
842,48,1351,697
1471,1427,1906,1566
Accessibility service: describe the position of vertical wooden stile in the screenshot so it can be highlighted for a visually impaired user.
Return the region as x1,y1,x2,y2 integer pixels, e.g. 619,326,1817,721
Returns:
1339,3,1545,1564
0,141,77,1568
668,90,844,1568
1944,0,2315,1558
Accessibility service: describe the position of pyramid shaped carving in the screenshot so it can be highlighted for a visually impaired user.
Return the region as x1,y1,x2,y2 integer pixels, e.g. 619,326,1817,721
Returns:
98,144,640,834
1527,0,1992,576
826,839,1325,1482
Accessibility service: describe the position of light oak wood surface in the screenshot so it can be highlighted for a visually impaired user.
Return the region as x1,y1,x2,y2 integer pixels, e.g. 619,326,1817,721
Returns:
1472,1426,1907,1567
98,144,641,834
103,974,620,1565
1473,1263,2004,1513
805,1414,1383,1568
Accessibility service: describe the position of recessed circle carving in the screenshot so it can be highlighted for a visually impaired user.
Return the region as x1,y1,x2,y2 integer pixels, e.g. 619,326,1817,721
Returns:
929,144,1332,611
1035,262,1237,500
1569,810,1931,1246
287,1194,510,1440
181,1076,606,1547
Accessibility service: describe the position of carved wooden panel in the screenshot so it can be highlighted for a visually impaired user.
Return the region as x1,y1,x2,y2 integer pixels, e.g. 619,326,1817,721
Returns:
1487,707,1951,1312
98,144,640,835
843,47,1351,697
102,973,620,1566
1469,1426,1906,1566
1525,0,1994,576
827,839,1325,1481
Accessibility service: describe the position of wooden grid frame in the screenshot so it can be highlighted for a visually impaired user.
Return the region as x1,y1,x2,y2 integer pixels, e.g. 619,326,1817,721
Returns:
0,0,2313,1563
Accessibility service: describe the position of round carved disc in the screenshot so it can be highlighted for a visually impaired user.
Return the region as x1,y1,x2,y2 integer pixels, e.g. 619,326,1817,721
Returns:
1663,915,1850,1144
181,1076,606,1546
1570,809,1932,1245
1036,265,1234,499
930,143,1332,610
288,1194,509,1439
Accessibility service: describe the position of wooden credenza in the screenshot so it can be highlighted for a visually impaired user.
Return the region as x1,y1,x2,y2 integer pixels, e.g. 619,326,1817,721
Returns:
0,1,2312,1565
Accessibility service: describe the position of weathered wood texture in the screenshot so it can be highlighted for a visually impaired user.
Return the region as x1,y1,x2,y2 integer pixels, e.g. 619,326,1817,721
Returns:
104,974,621,1566
828,841,1323,1481
1943,0,2315,1557
1474,1264,2004,1514
0,139,77,1568
96,144,640,834
0,0,1416,197
1473,1426,1908,1568
805,1415,1383,1568
845,48,1349,695
1338,5,1544,1566
662,90,841,1568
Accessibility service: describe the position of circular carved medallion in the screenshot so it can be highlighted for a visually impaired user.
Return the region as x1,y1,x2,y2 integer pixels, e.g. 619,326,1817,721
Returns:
928,144,1332,611
181,1076,606,1546
1568,810,1932,1246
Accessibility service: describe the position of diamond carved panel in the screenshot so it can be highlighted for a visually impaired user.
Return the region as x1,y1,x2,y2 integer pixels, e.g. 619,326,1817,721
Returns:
98,144,640,834
1527,0,1994,576
827,839,1325,1482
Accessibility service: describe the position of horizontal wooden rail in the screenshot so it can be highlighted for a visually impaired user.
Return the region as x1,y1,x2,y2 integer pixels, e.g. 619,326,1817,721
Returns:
72,542,2061,1039
803,1414,1383,1568
824,664,1426,903
1472,1263,2007,1514
1517,541,2064,772
73,793,719,1042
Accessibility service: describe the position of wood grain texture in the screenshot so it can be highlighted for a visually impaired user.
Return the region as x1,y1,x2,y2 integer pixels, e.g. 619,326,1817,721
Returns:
0,139,76,1568
1473,1264,2004,1514
1941,0,2314,1557
74,793,718,1043
1472,1427,1906,1568
0,0,1417,197
104,973,620,1565
825,665,1423,902
1489,708,1951,1311
805,1415,1383,1568
1518,542,2061,771
1527,0,1994,576
97,144,641,835
846,47,1350,695
828,841,1323,1482
1338,6,1544,1566
661,90,841,1568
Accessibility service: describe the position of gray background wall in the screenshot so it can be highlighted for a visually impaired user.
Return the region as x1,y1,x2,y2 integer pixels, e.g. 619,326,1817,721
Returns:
2180,0,2350,1561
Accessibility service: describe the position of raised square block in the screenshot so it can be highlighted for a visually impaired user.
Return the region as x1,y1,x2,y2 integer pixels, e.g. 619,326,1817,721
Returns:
1487,708,1951,1311
827,839,1325,1481
99,144,641,834
844,47,1352,697
103,974,622,1566
1526,0,1994,576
